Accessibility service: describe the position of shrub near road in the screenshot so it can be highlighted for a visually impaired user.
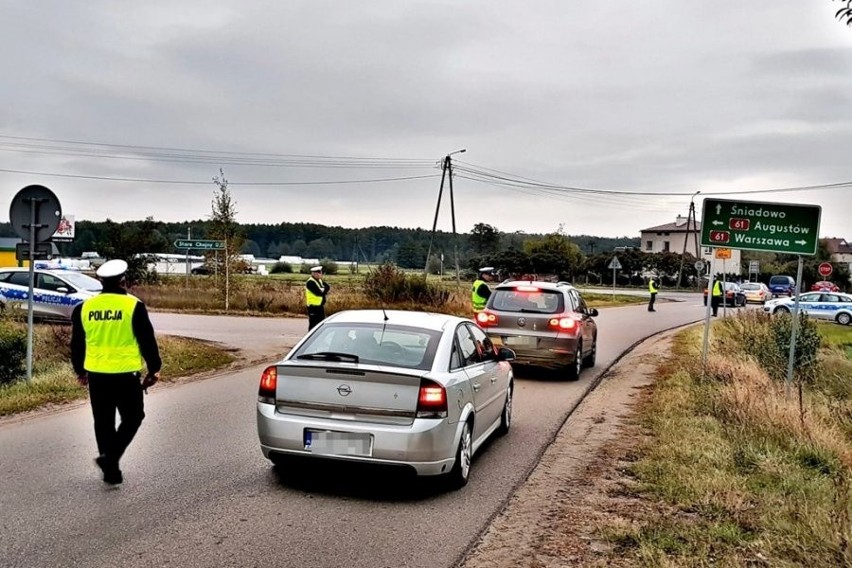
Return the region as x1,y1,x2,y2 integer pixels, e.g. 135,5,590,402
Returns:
134,265,645,318
602,312,852,566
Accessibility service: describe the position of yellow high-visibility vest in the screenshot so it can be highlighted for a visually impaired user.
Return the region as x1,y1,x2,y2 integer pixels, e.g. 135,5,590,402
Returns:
712,281,723,297
649,280,658,293
305,277,326,306
471,279,488,312
81,294,143,374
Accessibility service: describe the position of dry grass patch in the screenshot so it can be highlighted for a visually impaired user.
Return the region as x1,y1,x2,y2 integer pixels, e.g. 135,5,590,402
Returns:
601,315,852,567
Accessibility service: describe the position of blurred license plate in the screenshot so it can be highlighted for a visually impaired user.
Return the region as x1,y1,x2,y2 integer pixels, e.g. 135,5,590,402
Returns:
304,430,373,457
505,335,535,346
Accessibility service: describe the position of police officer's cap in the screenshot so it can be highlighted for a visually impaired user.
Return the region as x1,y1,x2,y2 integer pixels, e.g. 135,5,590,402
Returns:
96,259,128,279
478,266,495,274
310,265,323,272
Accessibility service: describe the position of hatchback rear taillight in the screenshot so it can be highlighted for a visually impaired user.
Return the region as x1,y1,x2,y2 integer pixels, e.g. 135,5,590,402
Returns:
258,366,277,403
416,379,448,418
476,310,499,327
548,317,577,331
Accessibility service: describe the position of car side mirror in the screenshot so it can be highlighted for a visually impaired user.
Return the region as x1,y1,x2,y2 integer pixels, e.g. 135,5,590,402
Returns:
497,347,515,362
588,308,599,317
56,287,70,294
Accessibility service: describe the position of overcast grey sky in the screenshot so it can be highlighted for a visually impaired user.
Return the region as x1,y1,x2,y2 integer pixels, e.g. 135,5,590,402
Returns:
1,1,851,239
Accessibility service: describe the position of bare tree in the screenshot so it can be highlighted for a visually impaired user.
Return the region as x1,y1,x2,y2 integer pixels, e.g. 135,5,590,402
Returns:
209,169,245,310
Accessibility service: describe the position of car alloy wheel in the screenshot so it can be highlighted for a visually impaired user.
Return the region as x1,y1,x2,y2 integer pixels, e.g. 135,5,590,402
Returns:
566,343,582,381
497,383,513,435
775,306,790,314
837,313,852,326
447,421,472,489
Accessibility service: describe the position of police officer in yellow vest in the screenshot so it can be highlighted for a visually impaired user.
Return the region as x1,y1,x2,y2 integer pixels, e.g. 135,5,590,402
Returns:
305,265,330,330
471,267,495,313
711,279,724,317
648,276,659,312
71,259,161,485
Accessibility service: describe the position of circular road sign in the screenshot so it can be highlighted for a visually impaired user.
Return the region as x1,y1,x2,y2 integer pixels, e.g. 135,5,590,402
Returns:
694,260,706,272
9,185,62,242
818,262,833,277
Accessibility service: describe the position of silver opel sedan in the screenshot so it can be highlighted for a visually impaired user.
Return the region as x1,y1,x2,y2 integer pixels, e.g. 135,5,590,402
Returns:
257,310,515,488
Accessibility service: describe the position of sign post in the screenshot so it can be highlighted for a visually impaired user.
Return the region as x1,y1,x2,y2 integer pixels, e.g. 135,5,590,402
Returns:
700,198,822,394
749,260,759,282
9,185,62,382
607,256,622,297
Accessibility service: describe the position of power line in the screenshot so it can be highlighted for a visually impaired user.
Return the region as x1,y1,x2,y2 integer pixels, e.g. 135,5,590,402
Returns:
455,160,852,197
0,168,440,186
0,136,436,171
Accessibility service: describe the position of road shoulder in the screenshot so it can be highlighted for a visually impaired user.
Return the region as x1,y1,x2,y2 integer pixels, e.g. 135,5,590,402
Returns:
459,327,678,567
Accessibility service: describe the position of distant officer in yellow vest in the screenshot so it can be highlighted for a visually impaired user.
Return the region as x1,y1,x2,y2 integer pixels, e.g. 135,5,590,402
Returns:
305,265,330,330
648,276,659,312
471,267,495,313
711,279,724,317
71,259,161,485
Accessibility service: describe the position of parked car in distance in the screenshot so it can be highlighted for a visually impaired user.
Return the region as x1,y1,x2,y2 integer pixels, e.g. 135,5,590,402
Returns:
740,282,771,304
0,268,102,321
768,275,796,298
810,281,840,293
475,280,598,380
257,310,515,489
764,292,852,325
703,282,747,307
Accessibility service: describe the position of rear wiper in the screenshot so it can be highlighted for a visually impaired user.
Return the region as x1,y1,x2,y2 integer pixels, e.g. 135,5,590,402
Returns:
517,308,542,313
296,351,360,363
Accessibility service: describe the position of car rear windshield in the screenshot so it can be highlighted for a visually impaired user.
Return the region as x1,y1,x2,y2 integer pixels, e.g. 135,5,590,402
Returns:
769,276,792,285
490,288,564,314
292,323,442,371
740,283,761,290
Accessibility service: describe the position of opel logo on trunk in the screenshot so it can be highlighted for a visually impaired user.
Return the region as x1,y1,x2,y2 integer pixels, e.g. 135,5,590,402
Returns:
517,317,526,327
337,384,352,397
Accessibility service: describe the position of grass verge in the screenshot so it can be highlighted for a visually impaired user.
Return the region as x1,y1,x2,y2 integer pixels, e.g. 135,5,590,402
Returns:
0,324,235,417
600,315,852,566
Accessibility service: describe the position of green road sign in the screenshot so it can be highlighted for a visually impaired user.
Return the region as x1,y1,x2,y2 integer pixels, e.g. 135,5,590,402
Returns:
174,239,225,250
700,198,821,255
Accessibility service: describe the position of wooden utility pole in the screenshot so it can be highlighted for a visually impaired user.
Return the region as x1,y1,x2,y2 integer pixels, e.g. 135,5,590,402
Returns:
677,191,701,288
424,149,466,283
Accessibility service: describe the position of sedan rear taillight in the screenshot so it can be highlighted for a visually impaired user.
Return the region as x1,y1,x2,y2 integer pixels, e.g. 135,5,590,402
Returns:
476,310,499,327
416,379,448,419
258,366,277,403
548,317,577,331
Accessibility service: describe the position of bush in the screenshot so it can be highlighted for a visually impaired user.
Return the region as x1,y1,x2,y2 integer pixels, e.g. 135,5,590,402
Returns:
770,312,821,383
319,259,339,275
270,261,292,274
0,322,27,385
363,262,450,307
715,310,821,383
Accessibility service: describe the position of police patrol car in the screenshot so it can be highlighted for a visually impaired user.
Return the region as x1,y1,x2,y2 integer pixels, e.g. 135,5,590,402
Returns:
0,267,102,321
763,291,852,326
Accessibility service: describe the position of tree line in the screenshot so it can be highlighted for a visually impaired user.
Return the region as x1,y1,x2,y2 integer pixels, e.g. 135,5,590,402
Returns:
0,219,639,269
1,218,846,290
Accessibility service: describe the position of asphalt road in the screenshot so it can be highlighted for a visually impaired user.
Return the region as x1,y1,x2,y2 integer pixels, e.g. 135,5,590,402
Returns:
0,297,709,568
